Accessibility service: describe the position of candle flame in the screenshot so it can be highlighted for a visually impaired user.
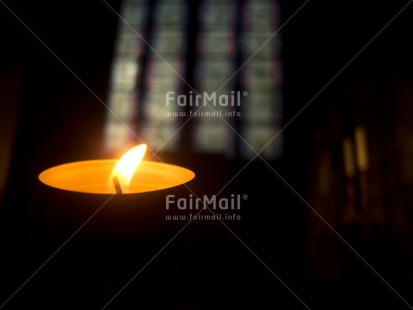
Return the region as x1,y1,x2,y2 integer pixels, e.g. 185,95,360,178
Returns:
110,144,147,193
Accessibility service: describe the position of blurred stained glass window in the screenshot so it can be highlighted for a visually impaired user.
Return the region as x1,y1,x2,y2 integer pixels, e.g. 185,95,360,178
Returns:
105,0,282,160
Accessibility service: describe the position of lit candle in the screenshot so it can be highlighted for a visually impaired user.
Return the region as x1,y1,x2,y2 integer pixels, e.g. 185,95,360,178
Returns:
35,144,195,244
39,144,195,194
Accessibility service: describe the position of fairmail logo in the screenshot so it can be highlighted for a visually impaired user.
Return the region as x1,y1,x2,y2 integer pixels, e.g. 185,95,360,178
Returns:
165,194,247,210
166,91,247,107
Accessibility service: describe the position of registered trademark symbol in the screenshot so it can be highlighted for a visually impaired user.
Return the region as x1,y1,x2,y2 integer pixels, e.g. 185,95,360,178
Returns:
243,194,248,200
243,91,248,97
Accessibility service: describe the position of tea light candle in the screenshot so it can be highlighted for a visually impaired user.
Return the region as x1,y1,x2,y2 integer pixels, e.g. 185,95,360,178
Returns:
39,144,195,194
35,144,195,244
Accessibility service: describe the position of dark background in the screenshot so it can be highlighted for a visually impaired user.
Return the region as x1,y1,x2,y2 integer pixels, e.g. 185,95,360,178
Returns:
1,0,413,308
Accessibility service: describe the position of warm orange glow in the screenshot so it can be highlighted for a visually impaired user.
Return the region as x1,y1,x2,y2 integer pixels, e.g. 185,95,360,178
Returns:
38,151,195,195
110,144,147,193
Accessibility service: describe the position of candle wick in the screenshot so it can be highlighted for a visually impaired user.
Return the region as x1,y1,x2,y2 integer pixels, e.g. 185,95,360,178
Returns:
112,176,123,194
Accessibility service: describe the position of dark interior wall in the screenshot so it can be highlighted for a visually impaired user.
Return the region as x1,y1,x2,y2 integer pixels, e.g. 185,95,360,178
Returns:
0,0,122,211
0,1,122,307
282,0,413,307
